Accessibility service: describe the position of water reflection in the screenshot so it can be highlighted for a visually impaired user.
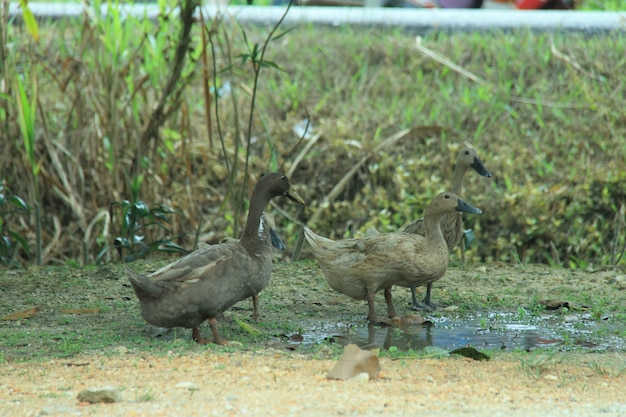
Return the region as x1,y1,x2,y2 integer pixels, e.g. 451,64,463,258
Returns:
301,313,624,352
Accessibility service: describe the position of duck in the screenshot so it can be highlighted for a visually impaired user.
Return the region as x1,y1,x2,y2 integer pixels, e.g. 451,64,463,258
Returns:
304,192,481,324
218,212,284,320
127,172,304,345
368,143,491,311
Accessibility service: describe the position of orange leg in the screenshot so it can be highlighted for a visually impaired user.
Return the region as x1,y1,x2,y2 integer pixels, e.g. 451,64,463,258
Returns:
251,294,260,321
192,318,228,345
208,317,228,345
192,327,212,344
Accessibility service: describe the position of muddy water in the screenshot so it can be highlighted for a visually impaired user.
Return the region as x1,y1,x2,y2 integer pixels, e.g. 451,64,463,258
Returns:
300,311,624,352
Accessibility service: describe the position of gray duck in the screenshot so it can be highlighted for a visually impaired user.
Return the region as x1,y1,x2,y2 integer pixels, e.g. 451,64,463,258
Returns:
368,143,491,311
219,212,284,320
127,172,304,344
304,192,481,323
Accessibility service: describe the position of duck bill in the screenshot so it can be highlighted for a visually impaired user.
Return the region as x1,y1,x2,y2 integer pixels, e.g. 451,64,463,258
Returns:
471,156,492,178
456,198,482,215
285,187,305,205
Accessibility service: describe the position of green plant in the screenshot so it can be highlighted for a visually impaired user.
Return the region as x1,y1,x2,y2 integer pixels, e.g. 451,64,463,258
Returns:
208,2,294,238
517,351,557,379
110,175,186,263
0,182,31,266
586,359,626,377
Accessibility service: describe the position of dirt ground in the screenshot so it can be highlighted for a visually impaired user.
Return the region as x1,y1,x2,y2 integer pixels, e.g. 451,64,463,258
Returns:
2,350,626,417
1,262,625,416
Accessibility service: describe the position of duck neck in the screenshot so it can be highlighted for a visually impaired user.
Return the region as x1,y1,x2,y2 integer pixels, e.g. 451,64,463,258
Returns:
423,210,447,250
451,164,469,196
240,189,270,245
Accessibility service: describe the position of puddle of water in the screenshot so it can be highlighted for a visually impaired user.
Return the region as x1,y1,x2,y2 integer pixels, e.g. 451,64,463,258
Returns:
298,311,624,352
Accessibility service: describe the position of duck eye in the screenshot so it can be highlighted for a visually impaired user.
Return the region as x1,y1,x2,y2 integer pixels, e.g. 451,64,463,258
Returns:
444,194,450,199
464,150,470,155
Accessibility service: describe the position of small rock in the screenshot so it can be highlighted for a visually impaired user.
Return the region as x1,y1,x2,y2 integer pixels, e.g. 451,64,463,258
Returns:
38,405,78,415
475,266,487,273
175,381,199,391
563,315,579,323
327,344,381,381
77,386,121,404
346,372,370,384
608,275,626,289
544,374,559,381
111,346,128,355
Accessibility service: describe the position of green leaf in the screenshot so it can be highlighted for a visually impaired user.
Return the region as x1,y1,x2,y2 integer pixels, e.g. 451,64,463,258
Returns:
233,315,263,336
14,75,38,177
258,60,285,72
157,241,188,254
8,230,30,257
18,0,39,42
8,195,30,211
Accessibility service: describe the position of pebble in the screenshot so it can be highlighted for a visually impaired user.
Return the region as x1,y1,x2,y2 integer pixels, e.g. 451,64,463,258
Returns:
76,386,122,403
346,372,370,384
111,345,128,354
608,275,626,288
563,315,579,323
38,405,79,415
175,381,199,391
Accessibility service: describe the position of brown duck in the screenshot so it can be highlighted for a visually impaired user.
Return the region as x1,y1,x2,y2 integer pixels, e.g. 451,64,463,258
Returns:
127,173,304,345
304,192,481,324
368,143,491,311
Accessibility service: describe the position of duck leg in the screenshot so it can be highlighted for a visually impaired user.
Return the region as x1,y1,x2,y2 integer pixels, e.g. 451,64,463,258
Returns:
365,292,382,324
384,288,397,319
192,327,212,344
410,285,420,310
251,294,260,321
411,283,437,312
192,318,228,345
208,317,228,345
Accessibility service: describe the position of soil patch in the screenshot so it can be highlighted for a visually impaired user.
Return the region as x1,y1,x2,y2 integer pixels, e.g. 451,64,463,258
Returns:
1,262,625,416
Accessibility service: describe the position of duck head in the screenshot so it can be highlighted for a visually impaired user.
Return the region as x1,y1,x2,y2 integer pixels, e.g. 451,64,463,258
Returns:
458,143,492,178
427,192,482,217
259,172,305,205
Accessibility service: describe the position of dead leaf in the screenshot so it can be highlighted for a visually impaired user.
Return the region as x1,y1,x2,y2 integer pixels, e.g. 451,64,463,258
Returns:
59,308,102,314
389,314,425,330
289,333,304,342
539,300,571,310
327,344,381,381
2,306,40,320
450,347,490,361
64,362,90,367
535,338,562,345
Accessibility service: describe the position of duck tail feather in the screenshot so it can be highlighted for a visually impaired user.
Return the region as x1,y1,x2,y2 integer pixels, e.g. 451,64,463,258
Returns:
126,266,162,299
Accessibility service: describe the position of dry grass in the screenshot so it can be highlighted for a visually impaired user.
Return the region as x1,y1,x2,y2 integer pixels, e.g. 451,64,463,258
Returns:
1,6,625,268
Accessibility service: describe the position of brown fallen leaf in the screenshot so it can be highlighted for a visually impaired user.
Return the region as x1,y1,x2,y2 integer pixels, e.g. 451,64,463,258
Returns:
539,300,571,310
327,344,381,381
2,306,40,320
59,308,102,314
389,314,425,331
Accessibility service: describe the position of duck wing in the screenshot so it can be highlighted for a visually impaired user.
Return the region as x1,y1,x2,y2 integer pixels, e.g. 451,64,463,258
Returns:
147,242,242,284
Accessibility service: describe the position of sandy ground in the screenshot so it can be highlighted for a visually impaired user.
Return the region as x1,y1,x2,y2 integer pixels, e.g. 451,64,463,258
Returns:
2,349,626,417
